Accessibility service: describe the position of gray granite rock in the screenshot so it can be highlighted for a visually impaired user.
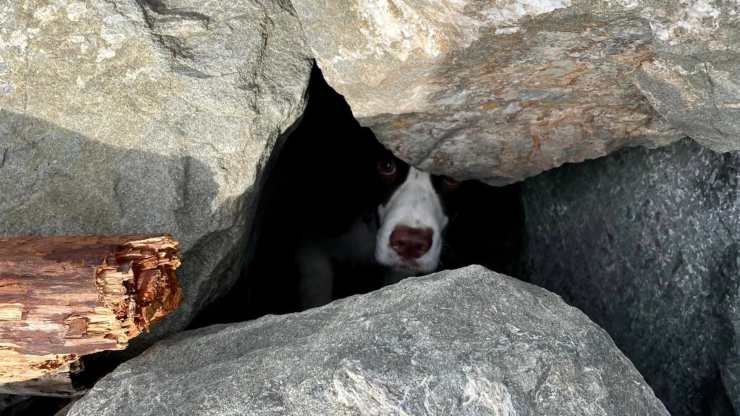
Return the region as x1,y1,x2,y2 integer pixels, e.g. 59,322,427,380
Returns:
292,0,740,185
0,0,311,338
66,266,667,416
290,0,679,185
522,139,740,416
632,0,740,153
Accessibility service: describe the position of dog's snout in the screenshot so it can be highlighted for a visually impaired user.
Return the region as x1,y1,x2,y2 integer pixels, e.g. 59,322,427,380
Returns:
389,226,433,260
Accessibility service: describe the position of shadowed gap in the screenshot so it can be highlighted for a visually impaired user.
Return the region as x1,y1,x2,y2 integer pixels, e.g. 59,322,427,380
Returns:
193,65,524,325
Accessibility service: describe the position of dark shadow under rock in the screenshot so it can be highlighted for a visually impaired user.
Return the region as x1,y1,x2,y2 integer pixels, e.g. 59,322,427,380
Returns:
193,66,524,324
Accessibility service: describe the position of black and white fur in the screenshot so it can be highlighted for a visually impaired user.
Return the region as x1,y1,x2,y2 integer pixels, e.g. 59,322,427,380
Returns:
375,167,449,274
297,148,462,309
206,69,519,323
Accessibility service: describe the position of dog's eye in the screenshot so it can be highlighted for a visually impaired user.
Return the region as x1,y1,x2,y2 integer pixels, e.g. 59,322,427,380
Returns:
377,159,397,177
442,176,461,189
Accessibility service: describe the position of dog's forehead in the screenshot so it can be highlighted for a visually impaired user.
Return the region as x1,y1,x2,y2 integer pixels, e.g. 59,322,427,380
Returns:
370,143,462,211
383,166,438,206
379,160,410,202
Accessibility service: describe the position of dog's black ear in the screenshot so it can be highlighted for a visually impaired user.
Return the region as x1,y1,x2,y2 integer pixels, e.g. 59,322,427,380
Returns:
294,126,392,237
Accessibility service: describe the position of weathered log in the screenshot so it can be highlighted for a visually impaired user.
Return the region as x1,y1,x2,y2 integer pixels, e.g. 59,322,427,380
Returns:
0,235,182,397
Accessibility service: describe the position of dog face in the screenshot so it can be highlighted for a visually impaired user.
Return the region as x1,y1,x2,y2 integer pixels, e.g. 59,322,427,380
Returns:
373,152,461,274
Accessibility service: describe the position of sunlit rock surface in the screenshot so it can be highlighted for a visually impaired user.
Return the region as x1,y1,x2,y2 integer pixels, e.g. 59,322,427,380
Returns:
0,0,312,338
67,266,667,416
293,0,739,184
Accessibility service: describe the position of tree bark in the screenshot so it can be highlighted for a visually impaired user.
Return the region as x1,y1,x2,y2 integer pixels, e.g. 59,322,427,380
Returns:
0,234,182,396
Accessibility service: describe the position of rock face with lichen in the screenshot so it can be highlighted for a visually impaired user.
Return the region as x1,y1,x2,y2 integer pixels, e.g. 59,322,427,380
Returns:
292,0,740,184
66,266,668,416
0,0,312,339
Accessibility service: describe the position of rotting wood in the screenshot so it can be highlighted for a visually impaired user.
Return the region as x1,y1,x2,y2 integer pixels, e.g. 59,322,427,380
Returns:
0,234,182,396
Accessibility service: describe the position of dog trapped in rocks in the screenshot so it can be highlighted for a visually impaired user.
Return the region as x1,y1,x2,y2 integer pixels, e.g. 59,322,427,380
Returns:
296,139,465,308
235,69,521,318
194,70,520,324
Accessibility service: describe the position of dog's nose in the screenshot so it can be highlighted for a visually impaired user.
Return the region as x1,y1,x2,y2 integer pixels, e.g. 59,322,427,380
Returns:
389,226,433,259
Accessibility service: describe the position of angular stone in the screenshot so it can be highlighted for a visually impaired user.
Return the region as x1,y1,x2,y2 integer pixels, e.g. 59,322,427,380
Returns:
66,266,667,416
293,0,690,185
0,0,311,338
631,0,740,153
522,139,740,415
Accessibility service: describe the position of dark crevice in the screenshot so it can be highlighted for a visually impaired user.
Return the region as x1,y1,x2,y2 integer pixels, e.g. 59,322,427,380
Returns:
193,64,524,325
0,396,70,416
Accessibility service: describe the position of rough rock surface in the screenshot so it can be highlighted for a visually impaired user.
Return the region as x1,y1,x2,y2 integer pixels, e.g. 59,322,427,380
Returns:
292,0,740,184
522,139,740,416
632,0,740,153
67,266,667,416
0,0,311,338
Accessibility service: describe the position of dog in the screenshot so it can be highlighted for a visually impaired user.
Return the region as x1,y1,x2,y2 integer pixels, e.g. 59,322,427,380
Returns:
239,67,474,315
296,142,464,309
197,68,520,324
239,122,518,318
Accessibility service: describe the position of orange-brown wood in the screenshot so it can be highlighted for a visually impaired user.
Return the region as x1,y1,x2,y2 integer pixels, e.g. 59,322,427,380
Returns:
0,234,182,396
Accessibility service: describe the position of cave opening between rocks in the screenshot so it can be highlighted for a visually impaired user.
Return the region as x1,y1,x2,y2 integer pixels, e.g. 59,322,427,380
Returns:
195,65,524,325
0,66,524,416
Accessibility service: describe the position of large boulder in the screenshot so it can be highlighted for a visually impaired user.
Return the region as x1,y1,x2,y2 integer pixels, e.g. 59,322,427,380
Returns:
522,139,740,415
0,0,311,338
66,266,667,416
292,0,740,185
633,0,740,152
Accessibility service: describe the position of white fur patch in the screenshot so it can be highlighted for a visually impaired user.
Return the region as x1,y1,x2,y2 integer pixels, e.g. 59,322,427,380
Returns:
375,167,447,274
